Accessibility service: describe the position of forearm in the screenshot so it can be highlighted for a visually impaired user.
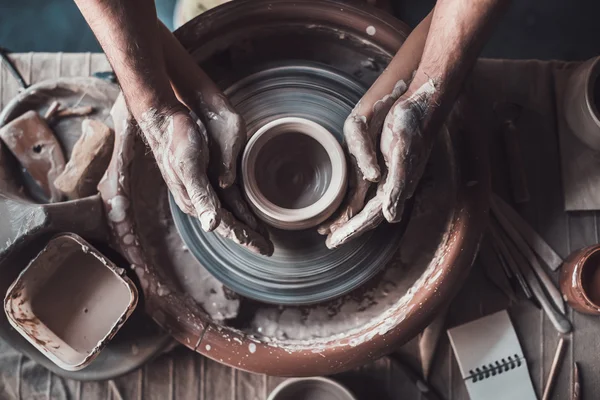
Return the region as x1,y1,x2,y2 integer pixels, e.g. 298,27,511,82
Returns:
74,0,178,120
409,0,508,112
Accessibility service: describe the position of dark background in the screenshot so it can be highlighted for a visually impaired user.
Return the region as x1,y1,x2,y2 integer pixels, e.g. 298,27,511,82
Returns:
1,0,600,60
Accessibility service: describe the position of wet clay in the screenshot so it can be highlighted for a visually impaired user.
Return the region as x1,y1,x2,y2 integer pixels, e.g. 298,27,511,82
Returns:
255,132,332,209
31,251,131,353
0,110,66,202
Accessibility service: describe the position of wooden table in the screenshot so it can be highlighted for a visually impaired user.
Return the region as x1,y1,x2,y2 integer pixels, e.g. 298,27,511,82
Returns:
0,53,597,400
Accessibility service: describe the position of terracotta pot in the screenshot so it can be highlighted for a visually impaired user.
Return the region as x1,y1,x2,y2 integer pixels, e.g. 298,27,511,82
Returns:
241,117,347,230
560,244,600,315
563,56,600,151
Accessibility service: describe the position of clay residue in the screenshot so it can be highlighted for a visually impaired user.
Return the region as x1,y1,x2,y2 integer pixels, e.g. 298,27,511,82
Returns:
130,147,240,321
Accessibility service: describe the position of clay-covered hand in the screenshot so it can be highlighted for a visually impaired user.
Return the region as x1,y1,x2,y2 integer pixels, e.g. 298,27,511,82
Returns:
158,25,274,256
318,13,433,242
138,107,220,232
324,78,438,248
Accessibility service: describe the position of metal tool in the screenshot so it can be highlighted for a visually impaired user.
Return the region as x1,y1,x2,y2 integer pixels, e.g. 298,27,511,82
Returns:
0,47,28,89
501,230,571,333
491,200,565,313
492,195,562,271
489,222,533,299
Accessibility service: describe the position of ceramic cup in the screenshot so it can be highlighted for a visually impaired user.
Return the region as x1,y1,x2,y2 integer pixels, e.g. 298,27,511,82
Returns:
267,377,357,400
564,56,600,151
242,117,347,230
560,244,600,315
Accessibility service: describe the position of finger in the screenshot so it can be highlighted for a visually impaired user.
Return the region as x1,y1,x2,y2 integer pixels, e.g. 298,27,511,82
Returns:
381,138,409,223
182,167,221,232
215,210,274,256
326,195,384,249
317,165,372,235
344,113,380,182
169,176,197,217
204,95,246,188
219,185,270,239
171,124,221,231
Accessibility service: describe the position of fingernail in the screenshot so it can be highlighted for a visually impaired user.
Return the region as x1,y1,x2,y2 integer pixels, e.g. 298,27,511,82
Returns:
219,172,235,189
363,165,381,182
199,211,219,231
326,235,340,249
317,225,331,235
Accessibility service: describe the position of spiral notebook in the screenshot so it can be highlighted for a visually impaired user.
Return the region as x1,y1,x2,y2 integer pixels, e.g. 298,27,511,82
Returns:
447,310,537,400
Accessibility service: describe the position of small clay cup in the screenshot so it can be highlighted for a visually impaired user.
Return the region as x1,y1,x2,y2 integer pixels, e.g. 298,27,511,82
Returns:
564,56,600,151
267,377,356,400
560,244,600,315
242,117,347,230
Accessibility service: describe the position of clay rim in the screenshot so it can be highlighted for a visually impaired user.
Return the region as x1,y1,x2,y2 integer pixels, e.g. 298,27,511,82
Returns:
241,117,347,230
267,377,357,400
585,57,600,126
572,245,600,312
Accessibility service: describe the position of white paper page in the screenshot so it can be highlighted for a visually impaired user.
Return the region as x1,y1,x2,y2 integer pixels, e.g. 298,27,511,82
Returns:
447,310,537,400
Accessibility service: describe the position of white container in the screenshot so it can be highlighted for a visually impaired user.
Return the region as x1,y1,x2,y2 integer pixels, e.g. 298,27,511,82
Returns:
4,234,138,371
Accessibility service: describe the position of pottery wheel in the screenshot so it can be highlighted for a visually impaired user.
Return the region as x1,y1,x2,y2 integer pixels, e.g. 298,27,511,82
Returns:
171,63,410,305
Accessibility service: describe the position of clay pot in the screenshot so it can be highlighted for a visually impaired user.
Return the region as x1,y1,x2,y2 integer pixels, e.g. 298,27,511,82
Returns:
242,117,347,230
560,244,600,315
563,56,600,151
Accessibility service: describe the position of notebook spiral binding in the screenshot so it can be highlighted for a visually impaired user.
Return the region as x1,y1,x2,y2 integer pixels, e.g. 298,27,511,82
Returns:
467,354,524,383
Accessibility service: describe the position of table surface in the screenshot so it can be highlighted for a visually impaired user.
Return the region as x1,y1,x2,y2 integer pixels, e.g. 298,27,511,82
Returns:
0,53,597,400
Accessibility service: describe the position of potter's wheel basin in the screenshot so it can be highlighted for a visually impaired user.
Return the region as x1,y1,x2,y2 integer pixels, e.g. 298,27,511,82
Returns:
108,0,490,376
169,63,413,305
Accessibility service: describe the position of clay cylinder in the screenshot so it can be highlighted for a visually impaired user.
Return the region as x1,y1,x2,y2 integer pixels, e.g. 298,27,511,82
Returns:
560,244,600,315
564,57,600,150
242,117,347,230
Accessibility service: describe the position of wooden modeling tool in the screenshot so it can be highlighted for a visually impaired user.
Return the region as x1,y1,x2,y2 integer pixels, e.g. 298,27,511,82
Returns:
542,337,567,400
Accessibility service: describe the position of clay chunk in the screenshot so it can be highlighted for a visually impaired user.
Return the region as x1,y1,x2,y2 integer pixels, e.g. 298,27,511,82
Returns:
0,110,66,202
54,118,114,199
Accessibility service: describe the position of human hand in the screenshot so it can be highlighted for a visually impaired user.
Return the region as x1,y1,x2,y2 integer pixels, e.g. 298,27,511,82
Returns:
125,25,273,256
321,76,438,248
318,13,434,246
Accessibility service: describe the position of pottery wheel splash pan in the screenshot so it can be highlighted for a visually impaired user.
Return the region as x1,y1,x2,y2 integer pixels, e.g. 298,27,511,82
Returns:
100,0,490,376
171,63,411,305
